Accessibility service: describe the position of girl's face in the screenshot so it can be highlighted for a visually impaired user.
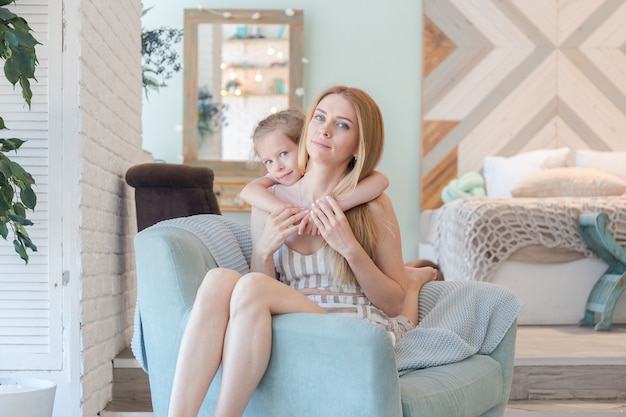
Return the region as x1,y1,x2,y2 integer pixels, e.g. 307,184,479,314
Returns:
256,130,301,185
306,93,359,167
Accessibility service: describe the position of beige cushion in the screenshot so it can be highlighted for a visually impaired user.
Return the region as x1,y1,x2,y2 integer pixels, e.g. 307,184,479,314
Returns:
483,147,572,197
511,167,626,197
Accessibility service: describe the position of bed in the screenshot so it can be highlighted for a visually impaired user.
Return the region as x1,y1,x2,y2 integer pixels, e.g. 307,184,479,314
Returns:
419,148,626,326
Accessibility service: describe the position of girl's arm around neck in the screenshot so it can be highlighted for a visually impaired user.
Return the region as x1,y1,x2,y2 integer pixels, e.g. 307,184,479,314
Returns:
337,170,389,211
240,176,289,213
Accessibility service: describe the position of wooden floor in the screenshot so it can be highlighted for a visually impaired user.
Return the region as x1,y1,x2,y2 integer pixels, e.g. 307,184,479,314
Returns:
102,324,626,416
505,324,626,415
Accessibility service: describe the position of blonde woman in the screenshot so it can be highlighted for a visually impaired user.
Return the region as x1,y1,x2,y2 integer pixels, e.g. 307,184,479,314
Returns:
168,86,435,417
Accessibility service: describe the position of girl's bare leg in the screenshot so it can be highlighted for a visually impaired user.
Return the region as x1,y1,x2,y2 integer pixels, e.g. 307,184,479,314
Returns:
213,273,326,417
401,266,438,326
168,268,242,417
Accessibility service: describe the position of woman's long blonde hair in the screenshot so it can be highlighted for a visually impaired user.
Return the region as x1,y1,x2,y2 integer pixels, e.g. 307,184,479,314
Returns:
298,86,385,287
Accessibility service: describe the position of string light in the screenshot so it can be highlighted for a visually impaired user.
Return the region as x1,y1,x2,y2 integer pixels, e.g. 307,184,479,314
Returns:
202,9,298,21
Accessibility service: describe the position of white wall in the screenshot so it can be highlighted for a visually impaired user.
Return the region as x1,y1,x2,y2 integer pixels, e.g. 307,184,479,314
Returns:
142,0,423,260
75,1,151,415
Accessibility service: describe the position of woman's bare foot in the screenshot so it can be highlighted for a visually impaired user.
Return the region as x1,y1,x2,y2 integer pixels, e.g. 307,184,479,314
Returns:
404,266,438,289
402,266,438,326
404,259,444,281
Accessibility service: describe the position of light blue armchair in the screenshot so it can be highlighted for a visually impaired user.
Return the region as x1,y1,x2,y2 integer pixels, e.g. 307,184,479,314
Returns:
132,215,518,417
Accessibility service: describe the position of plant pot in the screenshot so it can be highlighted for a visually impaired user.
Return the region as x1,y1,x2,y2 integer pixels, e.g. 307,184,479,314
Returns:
0,378,56,417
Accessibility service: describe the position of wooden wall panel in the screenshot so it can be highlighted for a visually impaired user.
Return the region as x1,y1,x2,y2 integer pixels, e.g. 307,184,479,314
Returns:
421,0,626,210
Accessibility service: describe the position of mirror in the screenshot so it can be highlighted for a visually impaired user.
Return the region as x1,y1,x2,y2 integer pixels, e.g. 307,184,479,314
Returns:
183,8,304,177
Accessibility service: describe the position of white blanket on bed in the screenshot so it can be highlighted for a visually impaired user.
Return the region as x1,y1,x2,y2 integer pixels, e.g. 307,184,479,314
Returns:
433,196,626,282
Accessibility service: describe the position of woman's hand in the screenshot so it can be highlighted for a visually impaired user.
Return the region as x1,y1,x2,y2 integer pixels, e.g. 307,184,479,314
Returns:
308,196,358,254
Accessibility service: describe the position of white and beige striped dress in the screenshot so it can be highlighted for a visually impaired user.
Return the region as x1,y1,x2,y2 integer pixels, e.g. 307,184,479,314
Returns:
273,244,414,343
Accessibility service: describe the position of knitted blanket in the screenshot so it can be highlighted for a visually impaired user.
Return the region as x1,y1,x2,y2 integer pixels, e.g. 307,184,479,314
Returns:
131,214,252,371
395,281,522,375
433,196,626,282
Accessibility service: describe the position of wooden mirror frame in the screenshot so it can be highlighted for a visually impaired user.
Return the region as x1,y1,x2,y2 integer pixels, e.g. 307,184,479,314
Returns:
182,8,304,177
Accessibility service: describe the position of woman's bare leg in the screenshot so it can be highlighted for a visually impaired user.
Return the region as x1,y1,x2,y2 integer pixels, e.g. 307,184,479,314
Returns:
401,266,438,326
213,273,326,417
168,268,242,417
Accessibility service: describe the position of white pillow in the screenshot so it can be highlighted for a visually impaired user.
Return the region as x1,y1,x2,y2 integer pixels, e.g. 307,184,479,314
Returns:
483,147,572,197
575,150,626,181
511,167,626,197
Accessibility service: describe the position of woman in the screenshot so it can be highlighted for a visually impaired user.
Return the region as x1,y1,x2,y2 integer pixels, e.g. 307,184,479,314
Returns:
168,86,435,417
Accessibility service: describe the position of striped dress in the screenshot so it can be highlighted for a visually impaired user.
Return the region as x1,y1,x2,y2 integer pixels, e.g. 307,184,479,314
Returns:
273,244,414,343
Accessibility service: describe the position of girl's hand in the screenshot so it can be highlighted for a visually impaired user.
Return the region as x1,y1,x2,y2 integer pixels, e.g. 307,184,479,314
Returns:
256,205,308,257
297,213,320,236
309,196,358,254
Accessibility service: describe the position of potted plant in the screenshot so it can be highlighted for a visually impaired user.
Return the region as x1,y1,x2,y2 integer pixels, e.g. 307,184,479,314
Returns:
0,0,39,264
0,378,56,417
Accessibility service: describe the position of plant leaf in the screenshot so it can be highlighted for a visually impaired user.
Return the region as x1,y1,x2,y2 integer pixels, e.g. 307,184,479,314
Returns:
20,186,36,209
0,159,10,178
0,138,25,152
12,29,40,49
0,219,7,239
17,230,37,251
8,213,33,226
19,75,32,107
0,7,17,21
4,56,19,85
13,238,28,263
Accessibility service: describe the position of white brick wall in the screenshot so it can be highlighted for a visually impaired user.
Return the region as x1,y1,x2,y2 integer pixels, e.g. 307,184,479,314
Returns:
77,1,151,416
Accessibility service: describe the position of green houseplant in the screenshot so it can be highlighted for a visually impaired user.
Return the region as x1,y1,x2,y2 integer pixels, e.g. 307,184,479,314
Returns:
0,0,40,263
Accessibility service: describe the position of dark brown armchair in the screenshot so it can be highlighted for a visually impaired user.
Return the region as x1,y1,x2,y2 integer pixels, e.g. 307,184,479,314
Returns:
125,163,221,232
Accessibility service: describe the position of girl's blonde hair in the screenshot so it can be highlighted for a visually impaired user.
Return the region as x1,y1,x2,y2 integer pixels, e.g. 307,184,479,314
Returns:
252,108,304,156
298,86,385,287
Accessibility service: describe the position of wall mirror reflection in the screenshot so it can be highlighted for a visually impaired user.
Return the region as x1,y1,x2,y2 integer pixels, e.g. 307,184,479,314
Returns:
183,8,304,176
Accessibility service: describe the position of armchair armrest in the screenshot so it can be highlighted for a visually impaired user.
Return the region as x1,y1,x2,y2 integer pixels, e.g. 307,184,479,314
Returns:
134,225,218,409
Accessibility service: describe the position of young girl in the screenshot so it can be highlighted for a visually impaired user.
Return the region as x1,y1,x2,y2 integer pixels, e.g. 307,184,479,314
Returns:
239,108,390,215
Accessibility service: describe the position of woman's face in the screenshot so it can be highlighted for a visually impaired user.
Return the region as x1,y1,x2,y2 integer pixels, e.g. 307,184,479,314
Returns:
306,93,359,167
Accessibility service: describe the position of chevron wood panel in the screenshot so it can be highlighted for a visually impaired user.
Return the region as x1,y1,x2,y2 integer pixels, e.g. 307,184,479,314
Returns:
421,0,626,210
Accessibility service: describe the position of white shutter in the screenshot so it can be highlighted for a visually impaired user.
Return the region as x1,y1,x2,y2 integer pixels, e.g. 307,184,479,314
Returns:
0,1,62,370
